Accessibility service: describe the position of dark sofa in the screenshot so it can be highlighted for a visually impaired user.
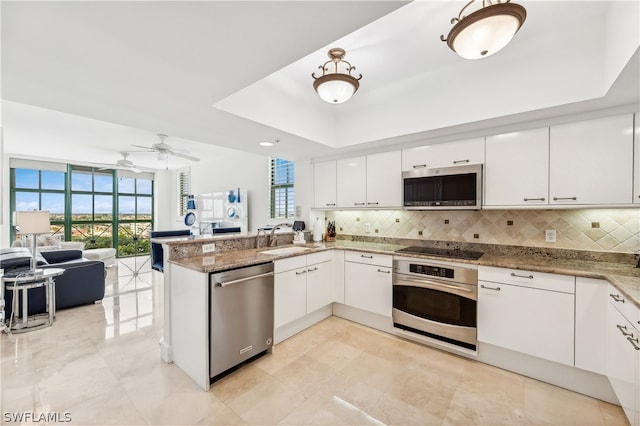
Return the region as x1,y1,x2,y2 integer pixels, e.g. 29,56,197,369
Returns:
1,248,106,317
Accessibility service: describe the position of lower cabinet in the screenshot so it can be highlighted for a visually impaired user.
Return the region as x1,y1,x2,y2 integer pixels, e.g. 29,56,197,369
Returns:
274,251,332,329
478,266,575,366
344,251,392,317
574,277,609,374
607,285,640,426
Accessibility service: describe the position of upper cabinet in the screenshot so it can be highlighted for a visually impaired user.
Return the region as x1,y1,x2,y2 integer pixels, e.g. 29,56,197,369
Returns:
313,160,337,208
634,113,639,204
337,156,367,208
484,128,549,207
366,151,402,208
401,138,484,171
549,114,634,206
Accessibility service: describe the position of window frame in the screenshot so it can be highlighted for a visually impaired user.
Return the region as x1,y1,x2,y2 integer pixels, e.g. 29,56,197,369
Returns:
269,157,295,219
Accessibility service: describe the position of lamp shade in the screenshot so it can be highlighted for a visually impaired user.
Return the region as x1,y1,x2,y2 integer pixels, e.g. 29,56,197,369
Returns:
14,210,51,234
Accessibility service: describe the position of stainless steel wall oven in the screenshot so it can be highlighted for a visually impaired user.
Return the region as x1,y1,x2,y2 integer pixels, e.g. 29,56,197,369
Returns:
392,258,478,350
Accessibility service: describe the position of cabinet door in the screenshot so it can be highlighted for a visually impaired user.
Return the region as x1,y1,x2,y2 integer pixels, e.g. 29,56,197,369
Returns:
306,260,333,313
344,262,392,317
313,160,337,208
337,156,367,208
575,277,608,374
478,281,575,365
550,114,634,205
274,268,307,328
634,112,639,204
402,138,484,171
607,302,639,426
366,151,402,208
333,250,345,304
484,128,549,207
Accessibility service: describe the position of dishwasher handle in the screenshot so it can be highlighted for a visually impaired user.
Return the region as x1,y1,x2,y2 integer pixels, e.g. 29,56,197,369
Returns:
216,271,274,287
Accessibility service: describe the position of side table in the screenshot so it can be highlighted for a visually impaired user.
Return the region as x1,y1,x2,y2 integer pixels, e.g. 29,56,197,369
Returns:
3,268,64,333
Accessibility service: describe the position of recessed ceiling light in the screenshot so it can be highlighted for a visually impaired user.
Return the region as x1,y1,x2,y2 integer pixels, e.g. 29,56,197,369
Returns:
259,141,274,147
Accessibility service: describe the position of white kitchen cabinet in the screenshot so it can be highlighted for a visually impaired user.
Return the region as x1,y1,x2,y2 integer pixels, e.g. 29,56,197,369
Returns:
549,114,634,205
634,112,639,204
337,156,367,208
332,249,345,303
478,266,575,366
606,292,639,426
313,160,337,208
484,127,549,207
306,255,333,313
574,277,608,374
366,150,402,208
401,138,484,171
344,252,392,317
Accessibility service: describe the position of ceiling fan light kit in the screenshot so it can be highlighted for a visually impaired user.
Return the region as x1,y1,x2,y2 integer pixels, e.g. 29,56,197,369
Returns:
312,48,362,104
441,0,527,60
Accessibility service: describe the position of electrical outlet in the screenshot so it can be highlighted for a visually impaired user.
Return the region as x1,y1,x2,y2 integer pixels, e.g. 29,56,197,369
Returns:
202,243,216,253
365,223,372,233
545,230,557,243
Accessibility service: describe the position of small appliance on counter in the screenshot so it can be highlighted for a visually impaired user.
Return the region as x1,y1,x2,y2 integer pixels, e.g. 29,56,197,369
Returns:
292,221,306,244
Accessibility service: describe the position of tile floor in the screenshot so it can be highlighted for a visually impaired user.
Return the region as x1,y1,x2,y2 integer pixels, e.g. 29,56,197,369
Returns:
0,256,630,425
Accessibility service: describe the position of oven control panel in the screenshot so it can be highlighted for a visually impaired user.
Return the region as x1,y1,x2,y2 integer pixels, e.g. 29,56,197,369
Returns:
409,264,454,279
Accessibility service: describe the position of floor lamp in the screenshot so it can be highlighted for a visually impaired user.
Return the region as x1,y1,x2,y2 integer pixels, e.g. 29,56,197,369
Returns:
14,210,51,275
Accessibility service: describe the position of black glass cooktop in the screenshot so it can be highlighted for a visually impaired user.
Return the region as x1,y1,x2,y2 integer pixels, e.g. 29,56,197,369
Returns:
395,246,484,260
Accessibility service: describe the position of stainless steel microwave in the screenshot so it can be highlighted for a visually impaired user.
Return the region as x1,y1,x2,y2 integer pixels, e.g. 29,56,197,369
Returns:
402,164,482,210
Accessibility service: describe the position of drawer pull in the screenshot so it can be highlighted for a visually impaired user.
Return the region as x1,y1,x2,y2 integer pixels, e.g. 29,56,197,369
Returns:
453,159,469,164
628,336,640,350
377,269,391,274
307,267,318,273
354,202,366,206
523,197,545,202
367,202,379,206
361,255,373,259
553,196,577,201
609,293,625,303
617,324,634,337
510,273,534,279
412,164,427,169
325,203,336,206
295,270,307,275
481,284,501,291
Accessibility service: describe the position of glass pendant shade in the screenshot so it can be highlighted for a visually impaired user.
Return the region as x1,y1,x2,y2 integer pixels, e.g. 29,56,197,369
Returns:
314,76,358,104
442,2,526,60
312,48,362,104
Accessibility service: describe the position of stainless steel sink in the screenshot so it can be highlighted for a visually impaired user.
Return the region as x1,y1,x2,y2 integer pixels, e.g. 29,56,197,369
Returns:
259,246,310,256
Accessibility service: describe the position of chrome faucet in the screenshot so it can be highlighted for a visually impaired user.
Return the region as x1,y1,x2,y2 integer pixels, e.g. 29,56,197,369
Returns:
268,223,292,247
256,228,268,249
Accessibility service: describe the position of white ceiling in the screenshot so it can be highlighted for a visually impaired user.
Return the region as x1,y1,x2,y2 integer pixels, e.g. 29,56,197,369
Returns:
1,1,639,169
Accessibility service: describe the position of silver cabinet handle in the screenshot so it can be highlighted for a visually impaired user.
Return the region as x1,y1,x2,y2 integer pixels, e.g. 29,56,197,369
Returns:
510,272,534,279
367,202,379,205
453,159,469,164
617,324,634,337
481,284,501,291
354,202,365,206
216,271,274,287
523,197,546,202
377,269,391,274
295,270,307,275
553,197,577,201
610,293,625,303
325,203,336,206
361,255,373,259
412,164,427,169
628,336,640,350
307,267,318,272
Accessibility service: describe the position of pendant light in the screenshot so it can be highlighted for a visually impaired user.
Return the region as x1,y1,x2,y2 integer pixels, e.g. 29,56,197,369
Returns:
312,48,362,104
441,0,527,60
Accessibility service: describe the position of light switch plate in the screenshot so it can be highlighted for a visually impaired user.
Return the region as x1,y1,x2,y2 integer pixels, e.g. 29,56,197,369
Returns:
545,230,557,243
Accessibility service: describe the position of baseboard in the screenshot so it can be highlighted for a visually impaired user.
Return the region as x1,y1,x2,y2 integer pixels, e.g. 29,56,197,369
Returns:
331,303,394,334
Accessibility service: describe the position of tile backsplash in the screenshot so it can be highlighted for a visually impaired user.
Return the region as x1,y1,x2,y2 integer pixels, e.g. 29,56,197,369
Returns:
323,208,640,254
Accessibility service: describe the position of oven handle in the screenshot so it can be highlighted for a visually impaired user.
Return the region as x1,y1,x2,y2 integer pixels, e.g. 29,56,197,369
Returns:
393,275,474,293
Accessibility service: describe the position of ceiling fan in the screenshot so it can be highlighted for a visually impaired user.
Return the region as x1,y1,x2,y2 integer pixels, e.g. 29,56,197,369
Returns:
98,152,142,173
131,134,200,162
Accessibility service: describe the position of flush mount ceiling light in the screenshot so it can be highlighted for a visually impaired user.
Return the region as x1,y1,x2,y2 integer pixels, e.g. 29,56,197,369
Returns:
259,139,280,147
312,48,362,104
440,0,527,60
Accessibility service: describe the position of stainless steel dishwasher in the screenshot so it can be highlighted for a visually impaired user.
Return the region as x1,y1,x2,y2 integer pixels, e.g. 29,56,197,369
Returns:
209,262,274,379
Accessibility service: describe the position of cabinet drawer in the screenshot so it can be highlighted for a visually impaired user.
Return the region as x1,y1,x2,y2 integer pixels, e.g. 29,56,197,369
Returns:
608,284,640,328
274,255,307,274
478,266,574,294
344,251,392,267
307,250,332,265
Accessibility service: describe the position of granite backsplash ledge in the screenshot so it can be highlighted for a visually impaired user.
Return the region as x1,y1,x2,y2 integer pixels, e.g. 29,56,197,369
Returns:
337,234,639,265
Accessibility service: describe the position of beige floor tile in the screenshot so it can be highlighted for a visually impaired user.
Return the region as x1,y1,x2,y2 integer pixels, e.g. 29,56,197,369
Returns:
598,400,631,426
211,364,272,403
524,379,606,425
306,339,362,371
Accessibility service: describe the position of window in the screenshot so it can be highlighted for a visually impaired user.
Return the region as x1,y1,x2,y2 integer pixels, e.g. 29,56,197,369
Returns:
177,169,191,217
269,158,294,219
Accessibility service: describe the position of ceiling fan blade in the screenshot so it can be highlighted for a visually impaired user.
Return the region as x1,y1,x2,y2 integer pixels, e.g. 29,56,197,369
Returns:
130,167,143,173
169,150,200,162
131,144,155,151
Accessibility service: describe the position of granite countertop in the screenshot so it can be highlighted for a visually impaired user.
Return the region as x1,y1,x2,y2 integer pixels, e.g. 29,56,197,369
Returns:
168,240,640,308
